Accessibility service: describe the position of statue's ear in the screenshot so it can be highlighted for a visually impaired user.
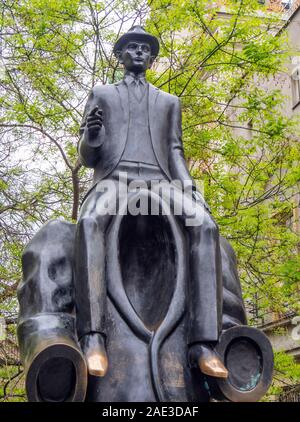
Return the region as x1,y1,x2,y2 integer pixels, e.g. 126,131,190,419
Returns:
149,56,156,68
115,50,123,64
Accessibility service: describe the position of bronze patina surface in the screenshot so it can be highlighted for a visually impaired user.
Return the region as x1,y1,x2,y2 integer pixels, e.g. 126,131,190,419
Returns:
17,26,273,402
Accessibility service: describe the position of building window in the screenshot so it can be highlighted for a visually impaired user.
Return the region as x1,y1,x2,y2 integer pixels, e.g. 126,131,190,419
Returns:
291,68,300,108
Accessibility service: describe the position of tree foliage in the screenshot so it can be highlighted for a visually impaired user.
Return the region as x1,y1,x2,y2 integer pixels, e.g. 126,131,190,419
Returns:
147,0,300,320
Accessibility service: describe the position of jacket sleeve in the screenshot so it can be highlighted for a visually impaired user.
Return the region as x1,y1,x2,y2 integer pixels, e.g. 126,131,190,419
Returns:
168,97,196,190
77,86,105,168
169,97,211,212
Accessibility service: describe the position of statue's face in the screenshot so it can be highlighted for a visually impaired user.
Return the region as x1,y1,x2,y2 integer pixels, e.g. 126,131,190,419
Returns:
119,40,154,73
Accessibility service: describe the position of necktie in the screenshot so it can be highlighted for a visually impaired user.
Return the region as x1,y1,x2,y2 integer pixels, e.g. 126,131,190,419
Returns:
132,79,145,102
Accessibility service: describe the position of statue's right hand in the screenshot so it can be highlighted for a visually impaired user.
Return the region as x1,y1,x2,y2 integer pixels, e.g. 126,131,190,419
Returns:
86,105,103,139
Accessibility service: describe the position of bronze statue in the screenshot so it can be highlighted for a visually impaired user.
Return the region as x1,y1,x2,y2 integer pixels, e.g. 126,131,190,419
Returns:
76,25,226,379
17,26,273,402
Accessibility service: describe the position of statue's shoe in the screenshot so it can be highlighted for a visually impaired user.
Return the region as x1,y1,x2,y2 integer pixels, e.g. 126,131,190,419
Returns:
198,354,228,378
189,343,228,379
80,333,108,377
86,351,108,377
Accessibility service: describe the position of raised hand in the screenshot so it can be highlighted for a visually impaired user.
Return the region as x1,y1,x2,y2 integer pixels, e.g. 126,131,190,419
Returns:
86,105,103,140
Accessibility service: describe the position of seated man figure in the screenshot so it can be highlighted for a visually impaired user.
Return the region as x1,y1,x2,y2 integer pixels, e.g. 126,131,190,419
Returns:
76,26,227,380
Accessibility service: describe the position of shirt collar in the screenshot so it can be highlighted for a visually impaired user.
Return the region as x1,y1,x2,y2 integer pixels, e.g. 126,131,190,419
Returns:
123,72,147,86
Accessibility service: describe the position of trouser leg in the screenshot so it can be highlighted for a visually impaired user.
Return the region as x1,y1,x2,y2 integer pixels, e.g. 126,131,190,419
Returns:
187,213,223,344
75,216,106,340
171,189,223,344
74,187,115,340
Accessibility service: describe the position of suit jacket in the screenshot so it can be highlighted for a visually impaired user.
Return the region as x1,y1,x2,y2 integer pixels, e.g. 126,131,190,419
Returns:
78,80,195,193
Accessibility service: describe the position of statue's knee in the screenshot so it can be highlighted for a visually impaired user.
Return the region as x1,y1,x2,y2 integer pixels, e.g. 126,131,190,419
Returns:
77,216,98,234
46,219,65,230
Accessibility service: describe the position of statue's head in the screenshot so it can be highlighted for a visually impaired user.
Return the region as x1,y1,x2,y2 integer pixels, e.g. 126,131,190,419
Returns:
113,26,159,74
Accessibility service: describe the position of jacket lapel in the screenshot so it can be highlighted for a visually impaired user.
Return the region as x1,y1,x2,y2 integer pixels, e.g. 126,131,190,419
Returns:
115,81,160,162
115,81,129,122
148,83,159,129
116,81,159,123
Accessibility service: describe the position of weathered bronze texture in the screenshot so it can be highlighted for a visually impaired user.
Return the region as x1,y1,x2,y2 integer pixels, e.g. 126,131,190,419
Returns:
17,221,87,402
17,26,273,402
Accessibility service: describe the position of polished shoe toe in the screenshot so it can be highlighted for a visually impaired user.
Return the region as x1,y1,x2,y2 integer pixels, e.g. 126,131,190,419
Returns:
80,333,108,377
86,352,108,377
198,355,228,378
